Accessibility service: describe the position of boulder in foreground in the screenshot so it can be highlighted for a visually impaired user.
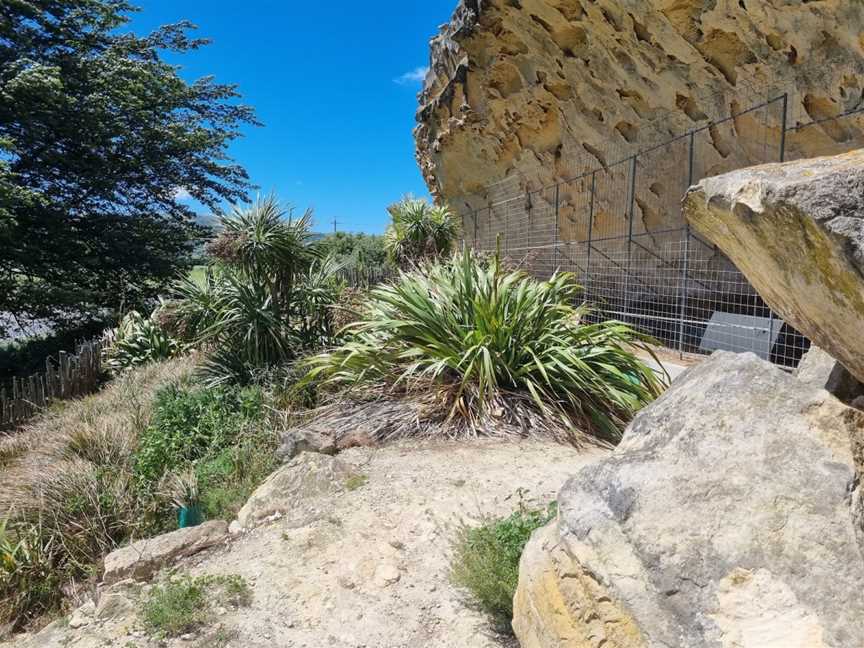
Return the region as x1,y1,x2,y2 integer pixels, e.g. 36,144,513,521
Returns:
514,351,864,647
102,521,227,585
235,451,355,529
684,149,864,383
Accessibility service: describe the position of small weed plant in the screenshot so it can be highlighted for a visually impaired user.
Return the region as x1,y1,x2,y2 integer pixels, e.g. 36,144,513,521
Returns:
450,498,557,632
344,474,368,491
135,381,279,529
140,574,251,638
134,382,264,484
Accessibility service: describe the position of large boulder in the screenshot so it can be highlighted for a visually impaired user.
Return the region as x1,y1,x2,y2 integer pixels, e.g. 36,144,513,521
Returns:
102,521,227,585
235,452,356,529
514,352,864,647
684,149,864,383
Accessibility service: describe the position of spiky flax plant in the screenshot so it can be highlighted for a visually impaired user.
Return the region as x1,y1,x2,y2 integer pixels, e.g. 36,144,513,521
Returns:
306,249,666,445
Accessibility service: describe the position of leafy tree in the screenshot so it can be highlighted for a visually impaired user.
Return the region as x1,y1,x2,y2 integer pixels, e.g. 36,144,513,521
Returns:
0,0,259,336
384,197,459,267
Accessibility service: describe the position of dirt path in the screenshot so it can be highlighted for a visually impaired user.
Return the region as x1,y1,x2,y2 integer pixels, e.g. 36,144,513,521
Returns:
12,440,605,648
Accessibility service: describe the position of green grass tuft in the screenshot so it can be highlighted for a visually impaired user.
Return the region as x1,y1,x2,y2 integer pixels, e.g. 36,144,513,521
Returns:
450,500,557,632
344,474,368,491
140,574,251,638
140,577,208,637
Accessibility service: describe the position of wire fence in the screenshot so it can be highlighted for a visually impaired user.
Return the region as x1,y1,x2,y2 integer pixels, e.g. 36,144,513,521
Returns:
458,91,864,369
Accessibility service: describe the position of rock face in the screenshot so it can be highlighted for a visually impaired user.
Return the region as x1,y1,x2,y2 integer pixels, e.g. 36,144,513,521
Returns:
684,149,864,383
416,0,864,229
513,351,864,647
102,521,227,585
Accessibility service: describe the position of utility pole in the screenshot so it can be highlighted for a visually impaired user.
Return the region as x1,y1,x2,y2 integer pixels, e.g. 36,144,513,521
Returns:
331,217,340,234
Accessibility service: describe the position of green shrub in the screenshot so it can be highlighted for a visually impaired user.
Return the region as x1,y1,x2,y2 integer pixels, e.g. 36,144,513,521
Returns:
140,574,251,638
103,310,181,373
450,501,556,631
194,430,279,520
306,249,666,443
134,383,264,485
0,519,65,630
384,197,459,266
314,231,388,271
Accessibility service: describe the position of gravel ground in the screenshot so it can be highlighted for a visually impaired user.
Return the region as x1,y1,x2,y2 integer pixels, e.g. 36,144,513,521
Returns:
10,439,605,648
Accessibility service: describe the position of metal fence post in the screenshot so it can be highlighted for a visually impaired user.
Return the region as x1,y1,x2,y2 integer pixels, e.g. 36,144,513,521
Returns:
586,171,596,297
624,156,637,318
504,205,509,256
488,201,494,253
779,92,789,162
687,130,696,187
553,184,560,271
473,208,478,249
677,131,696,356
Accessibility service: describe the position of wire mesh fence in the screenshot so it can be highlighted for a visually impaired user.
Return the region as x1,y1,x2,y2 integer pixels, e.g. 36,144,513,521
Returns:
458,92,864,369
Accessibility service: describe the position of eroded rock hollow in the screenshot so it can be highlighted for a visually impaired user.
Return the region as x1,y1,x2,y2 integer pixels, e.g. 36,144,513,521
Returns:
416,0,864,238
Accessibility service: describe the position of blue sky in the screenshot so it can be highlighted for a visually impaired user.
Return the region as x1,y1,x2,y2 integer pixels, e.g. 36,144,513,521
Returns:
128,2,455,234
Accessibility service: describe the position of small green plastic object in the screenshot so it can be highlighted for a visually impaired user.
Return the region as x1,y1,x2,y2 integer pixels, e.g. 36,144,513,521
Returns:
178,505,203,529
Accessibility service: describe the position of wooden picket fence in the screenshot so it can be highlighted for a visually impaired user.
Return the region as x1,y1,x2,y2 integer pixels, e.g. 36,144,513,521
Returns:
0,339,104,430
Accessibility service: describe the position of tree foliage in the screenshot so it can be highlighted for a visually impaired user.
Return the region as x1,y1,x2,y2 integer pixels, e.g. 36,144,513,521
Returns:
0,0,259,334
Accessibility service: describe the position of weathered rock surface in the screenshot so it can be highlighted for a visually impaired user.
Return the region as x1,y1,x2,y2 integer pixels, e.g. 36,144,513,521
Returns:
102,521,227,585
417,0,864,230
514,351,864,647
235,452,355,529
276,402,400,462
797,345,864,404
684,149,864,383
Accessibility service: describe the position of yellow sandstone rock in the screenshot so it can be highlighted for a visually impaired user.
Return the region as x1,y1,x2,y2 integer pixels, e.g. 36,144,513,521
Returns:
416,0,864,234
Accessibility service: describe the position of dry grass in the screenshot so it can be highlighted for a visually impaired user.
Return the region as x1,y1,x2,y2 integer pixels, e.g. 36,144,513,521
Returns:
0,435,28,469
0,359,189,508
0,359,190,630
301,386,614,448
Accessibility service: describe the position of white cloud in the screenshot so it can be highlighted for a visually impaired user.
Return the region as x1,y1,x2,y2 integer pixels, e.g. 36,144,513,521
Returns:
172,187,192,201
394,66,429,85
